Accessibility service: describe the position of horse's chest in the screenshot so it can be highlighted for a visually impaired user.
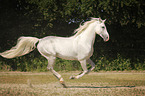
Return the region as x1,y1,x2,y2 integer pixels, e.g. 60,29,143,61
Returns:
77,45,94,60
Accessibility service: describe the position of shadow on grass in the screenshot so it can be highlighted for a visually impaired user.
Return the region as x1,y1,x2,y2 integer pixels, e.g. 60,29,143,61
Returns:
67,86,135,88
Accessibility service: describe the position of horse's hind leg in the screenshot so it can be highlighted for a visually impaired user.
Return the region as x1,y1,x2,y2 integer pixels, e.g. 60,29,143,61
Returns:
47,56,67,88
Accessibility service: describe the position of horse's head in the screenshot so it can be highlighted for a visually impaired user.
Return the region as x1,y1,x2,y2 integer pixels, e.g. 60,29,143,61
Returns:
94,18,109,42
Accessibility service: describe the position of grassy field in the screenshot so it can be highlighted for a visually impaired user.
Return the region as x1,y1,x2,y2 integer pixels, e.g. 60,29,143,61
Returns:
0,71,145,96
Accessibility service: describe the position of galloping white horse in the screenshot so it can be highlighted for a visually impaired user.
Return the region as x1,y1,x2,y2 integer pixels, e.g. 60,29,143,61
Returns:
0,18,109,87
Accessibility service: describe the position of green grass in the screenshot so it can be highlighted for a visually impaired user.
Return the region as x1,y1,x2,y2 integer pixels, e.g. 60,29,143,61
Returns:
0,71,145,96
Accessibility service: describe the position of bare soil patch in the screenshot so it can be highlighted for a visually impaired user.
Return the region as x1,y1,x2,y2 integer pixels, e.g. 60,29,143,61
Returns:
0,71,145,96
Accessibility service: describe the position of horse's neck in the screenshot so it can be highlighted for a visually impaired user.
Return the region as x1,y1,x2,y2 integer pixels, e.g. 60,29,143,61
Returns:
78,24,96,46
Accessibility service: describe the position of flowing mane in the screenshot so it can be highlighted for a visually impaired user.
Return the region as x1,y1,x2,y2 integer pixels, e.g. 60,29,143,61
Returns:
73,18,100,37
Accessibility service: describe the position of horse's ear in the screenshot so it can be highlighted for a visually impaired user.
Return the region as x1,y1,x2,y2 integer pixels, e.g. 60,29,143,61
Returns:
103,19,106,23
99,18,102,23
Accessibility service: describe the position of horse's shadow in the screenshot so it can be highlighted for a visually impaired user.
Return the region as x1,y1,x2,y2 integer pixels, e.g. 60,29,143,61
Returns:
67,86,135,88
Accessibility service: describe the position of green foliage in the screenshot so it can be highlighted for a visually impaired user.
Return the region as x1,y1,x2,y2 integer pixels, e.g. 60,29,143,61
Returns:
0,62,12,71
54,58,81,71
94,54,132,71
0,54,144,72
20,0,145,27
134,59,145,70
0,0,145,72
0,54,81,72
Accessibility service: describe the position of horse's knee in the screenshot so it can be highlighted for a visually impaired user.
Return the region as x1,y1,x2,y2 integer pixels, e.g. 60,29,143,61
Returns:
91,66,95,70
92,66,95,69
47,66,52,70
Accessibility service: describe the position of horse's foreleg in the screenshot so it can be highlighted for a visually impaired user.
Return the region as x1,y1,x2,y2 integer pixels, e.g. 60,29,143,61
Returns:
70,60,88,79
86,59,95,74
47,56,67,88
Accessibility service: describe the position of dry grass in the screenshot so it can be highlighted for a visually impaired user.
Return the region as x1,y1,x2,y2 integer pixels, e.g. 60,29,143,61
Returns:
0,71,145,96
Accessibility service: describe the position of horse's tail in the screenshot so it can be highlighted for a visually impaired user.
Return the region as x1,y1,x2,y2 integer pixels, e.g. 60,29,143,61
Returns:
0,36,39,59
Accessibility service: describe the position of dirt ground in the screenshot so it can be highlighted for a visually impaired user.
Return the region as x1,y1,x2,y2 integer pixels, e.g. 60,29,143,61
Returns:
0,71,145,96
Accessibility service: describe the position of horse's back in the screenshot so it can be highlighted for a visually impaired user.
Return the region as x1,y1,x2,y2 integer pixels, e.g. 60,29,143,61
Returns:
37,36,78,60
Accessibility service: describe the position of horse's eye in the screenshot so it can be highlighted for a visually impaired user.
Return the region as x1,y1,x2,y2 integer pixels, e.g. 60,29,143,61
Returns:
102,26,105,29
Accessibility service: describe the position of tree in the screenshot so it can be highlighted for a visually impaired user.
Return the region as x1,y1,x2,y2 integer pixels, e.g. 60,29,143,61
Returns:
0,0,145,71
25,0,145,27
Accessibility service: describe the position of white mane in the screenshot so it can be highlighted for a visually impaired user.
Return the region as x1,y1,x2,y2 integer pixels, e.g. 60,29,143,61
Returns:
73,18,100,37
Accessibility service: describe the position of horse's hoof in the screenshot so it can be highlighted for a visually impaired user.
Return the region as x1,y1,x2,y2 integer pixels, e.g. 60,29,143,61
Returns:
60,78,67,88
60,78,64,84
69,76,75,79
60,81,67,88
